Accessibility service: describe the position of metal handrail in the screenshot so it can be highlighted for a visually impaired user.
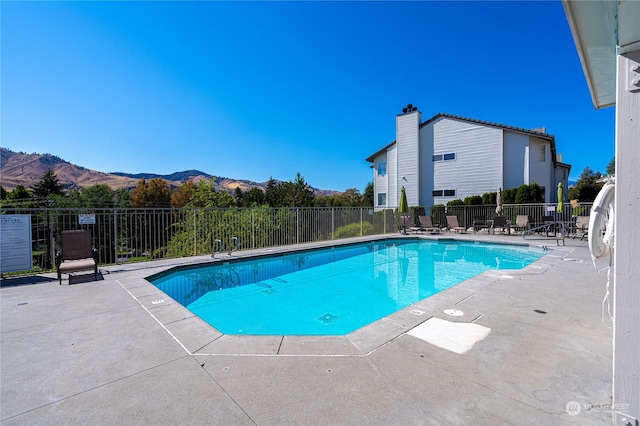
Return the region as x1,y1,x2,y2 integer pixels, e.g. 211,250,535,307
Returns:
212,238,222,258
521,221,574,246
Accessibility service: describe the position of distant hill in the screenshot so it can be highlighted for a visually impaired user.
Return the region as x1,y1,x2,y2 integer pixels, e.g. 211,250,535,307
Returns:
0,148,337,195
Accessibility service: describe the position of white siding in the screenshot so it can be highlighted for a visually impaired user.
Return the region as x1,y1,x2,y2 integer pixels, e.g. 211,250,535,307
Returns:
528,137,552,202
388,145,398,207
396,111,421,206
418,124,435,207
503,131,528,189
554,165,570,202
373,152,388,207
431,117,503,203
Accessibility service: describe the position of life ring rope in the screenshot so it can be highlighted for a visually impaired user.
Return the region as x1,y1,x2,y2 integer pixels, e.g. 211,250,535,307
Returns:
588,178,615,262
587,177,615,329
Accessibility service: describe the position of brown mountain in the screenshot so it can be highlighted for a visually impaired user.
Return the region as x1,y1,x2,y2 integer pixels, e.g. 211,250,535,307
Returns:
0,148,337,195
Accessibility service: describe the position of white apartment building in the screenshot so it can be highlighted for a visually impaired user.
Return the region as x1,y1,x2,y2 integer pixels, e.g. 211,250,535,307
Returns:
366,105,571,209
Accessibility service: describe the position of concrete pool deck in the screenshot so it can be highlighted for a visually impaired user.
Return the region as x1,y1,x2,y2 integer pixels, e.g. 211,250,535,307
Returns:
1,233,613,425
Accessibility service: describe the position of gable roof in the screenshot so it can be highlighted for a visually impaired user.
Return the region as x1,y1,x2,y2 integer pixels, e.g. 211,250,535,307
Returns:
365,112,560,166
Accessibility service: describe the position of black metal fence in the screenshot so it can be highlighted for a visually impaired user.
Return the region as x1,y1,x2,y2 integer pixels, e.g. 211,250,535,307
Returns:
1,202,592,273
1,207,397,271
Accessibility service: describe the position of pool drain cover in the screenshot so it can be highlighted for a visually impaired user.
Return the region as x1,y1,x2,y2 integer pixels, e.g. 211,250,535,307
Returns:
443,309,464,317
316,313,339,325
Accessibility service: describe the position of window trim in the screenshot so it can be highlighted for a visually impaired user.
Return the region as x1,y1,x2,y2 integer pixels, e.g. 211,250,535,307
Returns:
433,189,456,197
433,152,456,162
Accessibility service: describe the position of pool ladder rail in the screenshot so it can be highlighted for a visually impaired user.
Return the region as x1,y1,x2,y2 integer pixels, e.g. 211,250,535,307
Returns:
228,236,239,255
521,222,567,246
211,237,240,258
212,238,222,258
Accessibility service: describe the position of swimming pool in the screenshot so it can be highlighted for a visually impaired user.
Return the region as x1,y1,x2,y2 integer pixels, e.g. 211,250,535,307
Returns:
148,239,544,335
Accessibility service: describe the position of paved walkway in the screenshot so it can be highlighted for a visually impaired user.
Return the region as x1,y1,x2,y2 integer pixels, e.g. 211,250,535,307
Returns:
1,233,613,425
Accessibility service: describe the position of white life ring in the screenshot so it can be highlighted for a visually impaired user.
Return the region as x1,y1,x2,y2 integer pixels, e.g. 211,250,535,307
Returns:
588,181,615,259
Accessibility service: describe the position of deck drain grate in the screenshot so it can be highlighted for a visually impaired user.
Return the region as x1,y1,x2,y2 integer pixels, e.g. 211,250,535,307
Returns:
316,313,339,325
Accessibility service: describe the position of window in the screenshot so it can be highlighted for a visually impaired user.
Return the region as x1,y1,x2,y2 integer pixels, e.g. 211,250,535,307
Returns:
443,153,456,161
377,193,387,206
540,146,546,162
433,189,456,197
433,153,456,162
377,161,386,175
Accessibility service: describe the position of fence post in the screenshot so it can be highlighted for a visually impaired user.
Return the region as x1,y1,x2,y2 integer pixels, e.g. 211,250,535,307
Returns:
252,209,255,249
114,209,118,264
193,209,197,256
383,209,386,233
49,210,55,269
331,208,335,240
360,208,363,236
296,209,300,244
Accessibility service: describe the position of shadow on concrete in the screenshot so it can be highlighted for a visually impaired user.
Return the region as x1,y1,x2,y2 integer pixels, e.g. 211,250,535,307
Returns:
0,275,57,287
65,272,105,286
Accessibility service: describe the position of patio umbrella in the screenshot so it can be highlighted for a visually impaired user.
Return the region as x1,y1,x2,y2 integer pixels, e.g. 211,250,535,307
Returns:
557,182,564,213
495,187,503,215
399,186,409,234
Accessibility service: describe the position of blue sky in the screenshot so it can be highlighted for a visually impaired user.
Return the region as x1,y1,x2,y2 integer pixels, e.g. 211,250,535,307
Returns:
1,1,615,192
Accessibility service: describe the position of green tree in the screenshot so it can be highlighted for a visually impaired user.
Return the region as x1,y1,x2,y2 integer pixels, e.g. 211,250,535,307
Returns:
569,167,602,202
48,189,82,207
514,183,543,204
333,188,363,207
264,177,283,207
264,173,315,207
1,186,6,200
233,187,243,206
606,157,615,176
464,195,482,205
313,194,334,207
113,188,131,208
482,192,497,205
81,184,116,207
242,187,266,206
363,182,374,207
6,185,32,201
31,169,65,198
502,188,517,204
187,179,233,208
282,173,315,207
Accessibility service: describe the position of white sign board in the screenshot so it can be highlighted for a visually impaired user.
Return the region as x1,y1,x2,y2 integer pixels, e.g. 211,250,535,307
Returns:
79,214,96,225
0,215,33,273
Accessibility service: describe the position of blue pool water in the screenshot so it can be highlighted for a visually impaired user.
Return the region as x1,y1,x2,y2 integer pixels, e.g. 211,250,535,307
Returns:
148,239,544,335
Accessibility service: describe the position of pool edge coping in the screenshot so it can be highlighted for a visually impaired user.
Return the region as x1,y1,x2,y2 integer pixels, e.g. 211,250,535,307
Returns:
118,234,567,357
